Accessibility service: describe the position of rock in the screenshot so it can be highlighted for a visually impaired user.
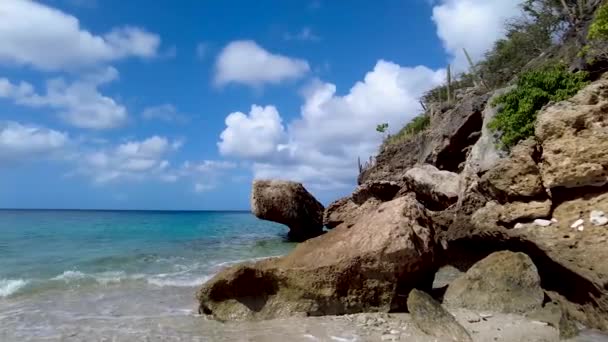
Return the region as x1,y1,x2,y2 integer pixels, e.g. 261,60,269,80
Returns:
527,301,579,339
444,251,544,314
534,219,553,227
499,200,552,224
571,219,584,229
251,179,324,241
351,180,401,205
407,289,472,342
535,76,608,190
198,194,437,321
323,197,358,229
515,223,525,229
591,210,608,226
481,139,545,201
403,164,460,210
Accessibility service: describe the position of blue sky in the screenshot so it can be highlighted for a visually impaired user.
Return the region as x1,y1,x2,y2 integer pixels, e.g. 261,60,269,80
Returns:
0,0,522,210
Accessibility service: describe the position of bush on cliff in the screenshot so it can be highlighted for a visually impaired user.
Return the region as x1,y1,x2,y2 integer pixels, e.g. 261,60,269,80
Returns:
489,66,588,149
583,2,608,63
382,114,430,148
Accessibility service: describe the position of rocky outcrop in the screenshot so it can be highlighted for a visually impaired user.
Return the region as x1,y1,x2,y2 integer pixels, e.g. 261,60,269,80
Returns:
323,197,358,229
536,75,608,190
444,251,544,314
403,164,460,210
199,194,437,320
407,289,472,342
251,180,324,241
359,91,490,184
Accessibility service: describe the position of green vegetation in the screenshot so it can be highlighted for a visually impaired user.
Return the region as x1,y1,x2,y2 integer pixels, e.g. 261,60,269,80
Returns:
489,66,588,149
584,2,608,62
376,123,389,134
382,114,430,147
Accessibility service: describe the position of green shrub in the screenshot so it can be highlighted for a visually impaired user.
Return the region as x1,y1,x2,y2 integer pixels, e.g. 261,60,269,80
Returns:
489,66,588,150
588,2,608,41
383,114,430,147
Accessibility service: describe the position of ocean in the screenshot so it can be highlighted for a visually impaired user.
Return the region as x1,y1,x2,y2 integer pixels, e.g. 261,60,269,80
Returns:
0,210,319,341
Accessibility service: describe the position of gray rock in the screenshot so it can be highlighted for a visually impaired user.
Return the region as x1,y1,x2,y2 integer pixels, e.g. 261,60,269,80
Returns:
534,219,553,227
407,289,472,342
444,251,544,314
251,179,324,241
527,301,579,339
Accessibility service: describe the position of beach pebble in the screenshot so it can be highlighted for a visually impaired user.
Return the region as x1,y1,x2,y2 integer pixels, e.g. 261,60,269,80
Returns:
551,218,558,223
533,219,552,227
381,334,398,341
514,223,525,229
590,210,608,226
571,219,584,229
578,225,585,232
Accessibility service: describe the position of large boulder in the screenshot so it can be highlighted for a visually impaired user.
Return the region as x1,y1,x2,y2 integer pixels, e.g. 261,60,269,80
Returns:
251,179,324,241
480,139,545,202
535,75,608,190
404,164,460,210
443,251,544,314
323,197,357,229
198,194,437,321
407,289,472,342
351,180,401,205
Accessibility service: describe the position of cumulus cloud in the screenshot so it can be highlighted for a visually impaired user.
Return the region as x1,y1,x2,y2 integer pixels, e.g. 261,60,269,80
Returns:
141,104,187,123
77,136,180,183
432,0,523,69
218,60,445,190
214,40,310,87
0,67,127,129
0,0,161,71
218,105,286,159
180,160,238,192
0,121,69,161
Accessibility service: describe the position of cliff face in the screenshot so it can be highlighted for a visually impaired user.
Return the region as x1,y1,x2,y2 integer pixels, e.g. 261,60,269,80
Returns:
198,74,608,333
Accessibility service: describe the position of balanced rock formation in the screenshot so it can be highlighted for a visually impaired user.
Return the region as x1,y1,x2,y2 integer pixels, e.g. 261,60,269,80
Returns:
251,179,324,241
198,194,437,321
444,251,544,314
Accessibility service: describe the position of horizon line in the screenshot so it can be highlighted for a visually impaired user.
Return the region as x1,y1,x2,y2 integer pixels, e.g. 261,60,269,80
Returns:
0,208,252,213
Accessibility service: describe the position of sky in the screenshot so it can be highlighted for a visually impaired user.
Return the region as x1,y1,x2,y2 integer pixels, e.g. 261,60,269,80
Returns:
0,0,523,210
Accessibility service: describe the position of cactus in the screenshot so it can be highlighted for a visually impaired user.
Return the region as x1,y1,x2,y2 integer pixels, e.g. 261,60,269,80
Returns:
463,48,489,90
447,64,452,103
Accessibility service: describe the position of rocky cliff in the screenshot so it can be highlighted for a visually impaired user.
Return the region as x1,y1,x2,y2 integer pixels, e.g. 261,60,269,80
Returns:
198,73,608,336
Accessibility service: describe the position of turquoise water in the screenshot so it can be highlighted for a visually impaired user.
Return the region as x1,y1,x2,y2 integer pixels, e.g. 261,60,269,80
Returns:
0,210,296,341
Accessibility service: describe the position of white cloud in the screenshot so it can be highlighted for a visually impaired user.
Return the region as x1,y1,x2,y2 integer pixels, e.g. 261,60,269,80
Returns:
0,121,69,161
77,135,180,183
218,60,445,190
141,104,187,123
0,0,161,71
432,0,523,69
214,40,310,87
218,105,286,159
0,67,127,129
284,27,321,42
179,160,238,193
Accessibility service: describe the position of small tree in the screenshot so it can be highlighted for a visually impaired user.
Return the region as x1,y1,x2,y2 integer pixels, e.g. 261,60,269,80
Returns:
376,123,389,134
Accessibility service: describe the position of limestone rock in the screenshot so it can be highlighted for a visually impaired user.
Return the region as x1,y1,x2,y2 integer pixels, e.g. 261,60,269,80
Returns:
251,179,324,241
404,164,460,210
526,301,579,339
351,180,401,205
323,197,358,229
199,194,437,321
481,139,545,201
591,210,608,226
407,289,472,342
499,200,552,224
535,76,608,190
444,251,544,314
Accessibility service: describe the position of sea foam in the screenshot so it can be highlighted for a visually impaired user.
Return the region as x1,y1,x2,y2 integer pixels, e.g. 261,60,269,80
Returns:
0,279,28,298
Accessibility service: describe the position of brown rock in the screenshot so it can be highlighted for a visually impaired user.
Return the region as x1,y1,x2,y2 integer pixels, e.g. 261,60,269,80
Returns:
323,197,357,229
444,251,544,314
407,289,472,342
499,200,552,224
351,180,401,205
251,179,324,241
198,194,437,321
404,164,460,210
481,139,545,201
535,75,608,190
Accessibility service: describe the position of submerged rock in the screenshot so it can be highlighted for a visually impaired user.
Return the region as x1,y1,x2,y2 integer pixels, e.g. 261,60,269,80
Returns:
251,179,324,241
199,194,437,321
444,251,544,314
407,289,472,342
